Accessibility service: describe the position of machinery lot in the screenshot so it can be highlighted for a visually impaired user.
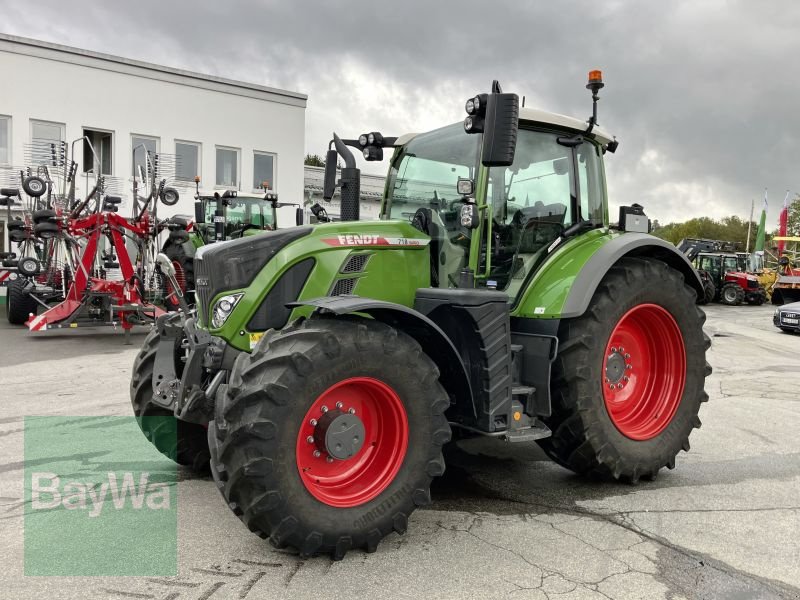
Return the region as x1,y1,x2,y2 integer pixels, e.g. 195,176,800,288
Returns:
0,304,797,599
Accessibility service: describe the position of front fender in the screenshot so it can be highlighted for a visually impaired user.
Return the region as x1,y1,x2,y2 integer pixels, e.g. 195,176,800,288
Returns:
513,230,703,319
291,296,473,409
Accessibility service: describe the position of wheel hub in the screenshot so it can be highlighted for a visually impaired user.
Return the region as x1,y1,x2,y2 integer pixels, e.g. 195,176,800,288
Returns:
605,350,628,384
313,409,365,460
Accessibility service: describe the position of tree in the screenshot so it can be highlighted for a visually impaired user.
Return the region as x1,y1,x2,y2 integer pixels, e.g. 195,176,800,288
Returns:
304,154,326,167
787,195,800,237
652,215,757,248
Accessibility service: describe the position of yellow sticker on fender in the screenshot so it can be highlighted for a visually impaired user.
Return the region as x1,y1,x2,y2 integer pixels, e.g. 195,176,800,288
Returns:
249,332,264,349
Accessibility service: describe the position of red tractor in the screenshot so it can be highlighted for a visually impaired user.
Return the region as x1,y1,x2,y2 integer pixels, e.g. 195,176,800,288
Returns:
678,238,766,306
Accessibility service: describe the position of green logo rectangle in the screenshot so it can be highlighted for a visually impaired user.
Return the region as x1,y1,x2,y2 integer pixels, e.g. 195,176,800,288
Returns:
24,416,178,576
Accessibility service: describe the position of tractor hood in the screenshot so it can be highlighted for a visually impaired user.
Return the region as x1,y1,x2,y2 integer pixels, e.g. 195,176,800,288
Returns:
194,219,432,346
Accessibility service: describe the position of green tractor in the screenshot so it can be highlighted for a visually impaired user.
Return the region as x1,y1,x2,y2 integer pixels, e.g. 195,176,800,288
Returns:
131,72,710,559
160,185,303,309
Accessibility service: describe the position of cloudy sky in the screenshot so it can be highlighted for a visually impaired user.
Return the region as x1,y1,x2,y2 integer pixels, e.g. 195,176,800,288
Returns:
4,0,797,223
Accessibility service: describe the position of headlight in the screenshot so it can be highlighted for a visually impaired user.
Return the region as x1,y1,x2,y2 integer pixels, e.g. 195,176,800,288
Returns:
774,309,780,317
358,134,368,147
211,293,243,328
472,95,481,112
465,98,475,114
367,132,376,145
464,116,474,132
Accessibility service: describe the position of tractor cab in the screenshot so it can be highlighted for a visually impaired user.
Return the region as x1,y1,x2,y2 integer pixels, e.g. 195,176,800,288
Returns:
381,109,612,295
194,191,277,243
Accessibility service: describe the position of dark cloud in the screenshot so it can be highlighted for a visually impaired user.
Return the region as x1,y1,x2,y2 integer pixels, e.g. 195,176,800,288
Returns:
4,0,798,222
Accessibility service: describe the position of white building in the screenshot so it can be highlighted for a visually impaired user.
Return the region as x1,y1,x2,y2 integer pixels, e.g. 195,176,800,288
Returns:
303,165,385,220
0,33,307,239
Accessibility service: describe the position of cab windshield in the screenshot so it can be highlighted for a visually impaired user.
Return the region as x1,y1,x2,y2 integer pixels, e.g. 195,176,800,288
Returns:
383,123,480,221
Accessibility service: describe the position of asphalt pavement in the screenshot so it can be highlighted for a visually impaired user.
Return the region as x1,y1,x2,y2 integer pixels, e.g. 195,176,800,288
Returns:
0,303,797,599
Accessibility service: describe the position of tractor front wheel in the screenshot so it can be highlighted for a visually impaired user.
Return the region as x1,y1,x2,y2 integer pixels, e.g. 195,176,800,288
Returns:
539,257,710,482
720,282,744,305
130,316,210,472
209,316,451,559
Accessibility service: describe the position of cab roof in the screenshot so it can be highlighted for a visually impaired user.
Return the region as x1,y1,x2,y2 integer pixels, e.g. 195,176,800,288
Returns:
394,107,614,147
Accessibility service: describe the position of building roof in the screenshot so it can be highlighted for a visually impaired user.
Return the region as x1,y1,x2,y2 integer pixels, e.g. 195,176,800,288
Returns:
0,33,307,108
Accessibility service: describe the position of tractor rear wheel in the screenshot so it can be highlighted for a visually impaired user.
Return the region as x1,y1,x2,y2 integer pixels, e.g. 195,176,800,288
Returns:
130,316,210,472
720,282,744,305
208,316,450,559
6,278,38,325
701,277,715,305
539,257,710,482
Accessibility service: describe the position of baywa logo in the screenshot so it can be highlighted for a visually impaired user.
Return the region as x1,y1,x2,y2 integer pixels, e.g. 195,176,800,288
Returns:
31,471,171,517
24,416,178,576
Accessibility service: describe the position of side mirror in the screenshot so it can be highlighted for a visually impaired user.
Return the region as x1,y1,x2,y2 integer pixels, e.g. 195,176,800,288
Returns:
194,201,205,223
295,207,304,226
323,149,338,200
481,92,519,167
460,203,480,230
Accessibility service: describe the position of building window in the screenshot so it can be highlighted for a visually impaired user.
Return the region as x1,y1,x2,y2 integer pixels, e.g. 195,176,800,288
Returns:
83,128,113,175
30,119,65,166
216,146,239,188
253,151,277,191
175,141,201,182
0,116,9,165
132,134,159,177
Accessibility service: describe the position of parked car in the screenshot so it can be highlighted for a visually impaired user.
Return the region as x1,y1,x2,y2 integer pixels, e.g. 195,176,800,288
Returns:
774,300,800,333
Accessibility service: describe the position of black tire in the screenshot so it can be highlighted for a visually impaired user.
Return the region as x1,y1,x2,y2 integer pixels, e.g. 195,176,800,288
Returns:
22,176,47,198
160,187,180,206
32,209,56,224
208,316,451,559
33,222,58,240
697,275,717,304
720,282,744,306
538,257,711,482
162,239,194,310
130,318,210,473
6,278,38,325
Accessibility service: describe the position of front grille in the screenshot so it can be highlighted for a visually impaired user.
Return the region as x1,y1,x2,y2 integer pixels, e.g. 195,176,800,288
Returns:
781,312,799,324
194,256,210,325
330,277,358,296
747,279,758,289
341,253,370,273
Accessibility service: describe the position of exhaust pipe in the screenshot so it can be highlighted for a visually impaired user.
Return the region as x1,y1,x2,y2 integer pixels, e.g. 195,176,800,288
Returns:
327,133,360,222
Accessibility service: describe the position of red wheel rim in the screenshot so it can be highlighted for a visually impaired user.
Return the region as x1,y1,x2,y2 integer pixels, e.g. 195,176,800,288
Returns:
295,377,409,508
602,304,686,441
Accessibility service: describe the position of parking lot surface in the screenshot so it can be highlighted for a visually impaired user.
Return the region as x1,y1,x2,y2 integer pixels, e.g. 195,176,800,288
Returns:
0,304,797,599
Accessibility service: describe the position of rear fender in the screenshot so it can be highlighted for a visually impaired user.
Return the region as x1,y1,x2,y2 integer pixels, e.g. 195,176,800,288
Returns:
514,231,703,319
290,297,473,410
561,234,704,318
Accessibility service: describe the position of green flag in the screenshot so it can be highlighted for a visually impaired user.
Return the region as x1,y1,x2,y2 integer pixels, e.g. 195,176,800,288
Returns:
754,189,767,252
